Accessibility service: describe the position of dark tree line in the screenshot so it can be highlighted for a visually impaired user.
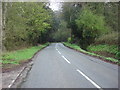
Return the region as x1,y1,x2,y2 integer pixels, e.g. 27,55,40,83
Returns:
61,2,118,49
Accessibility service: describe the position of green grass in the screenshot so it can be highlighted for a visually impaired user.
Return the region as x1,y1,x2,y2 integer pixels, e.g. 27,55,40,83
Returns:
1,43,49,66
87,44,118,55
63,42,119,64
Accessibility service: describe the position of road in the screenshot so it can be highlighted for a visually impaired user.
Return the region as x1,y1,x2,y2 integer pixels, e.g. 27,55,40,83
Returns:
21,43,118,88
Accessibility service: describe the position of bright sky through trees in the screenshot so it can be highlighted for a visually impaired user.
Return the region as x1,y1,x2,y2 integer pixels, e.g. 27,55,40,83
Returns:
49,0,62,11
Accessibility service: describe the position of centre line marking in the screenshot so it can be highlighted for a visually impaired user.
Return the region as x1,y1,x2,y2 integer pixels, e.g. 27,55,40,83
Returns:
76,69,102,89
62,55,71,64
58,51,61,54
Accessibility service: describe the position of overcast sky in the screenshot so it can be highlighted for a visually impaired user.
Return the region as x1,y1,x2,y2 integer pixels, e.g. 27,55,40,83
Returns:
49,0,62,11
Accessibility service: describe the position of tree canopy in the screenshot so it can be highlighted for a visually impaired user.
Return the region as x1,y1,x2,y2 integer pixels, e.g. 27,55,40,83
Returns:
3,2,53,50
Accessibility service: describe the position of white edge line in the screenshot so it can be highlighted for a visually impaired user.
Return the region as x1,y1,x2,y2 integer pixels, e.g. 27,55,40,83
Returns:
8,67,25,88
76,69,101,89
62,55,71,64
11,80,15,83
8,84,12,88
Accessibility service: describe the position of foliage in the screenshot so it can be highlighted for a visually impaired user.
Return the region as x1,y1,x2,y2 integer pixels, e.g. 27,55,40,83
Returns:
87,44,118,55
62,2,118,50
67,37,72,43
2,2,119,65
86,2,118,32
75,9,108,48
51,20,71,42
2,43,49,66
3,2,52,51
115,52,120,60
63,42,119,63
52,29,71,42
95,31,118,45
104,3,118,32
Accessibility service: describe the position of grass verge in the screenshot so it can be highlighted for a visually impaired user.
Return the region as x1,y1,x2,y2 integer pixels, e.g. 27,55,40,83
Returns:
87,44,119,59
87,44,118,55
1,43,49,69
63,42,119,65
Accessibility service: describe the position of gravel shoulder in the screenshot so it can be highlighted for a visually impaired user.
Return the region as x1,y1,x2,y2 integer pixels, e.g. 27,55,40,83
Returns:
2,60,33,88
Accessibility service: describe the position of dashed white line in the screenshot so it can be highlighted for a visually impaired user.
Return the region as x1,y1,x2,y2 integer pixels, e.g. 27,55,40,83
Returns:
58,51,61,54
55,43,102,89
76,69,101,89
55,45,71,64
62,55,71,64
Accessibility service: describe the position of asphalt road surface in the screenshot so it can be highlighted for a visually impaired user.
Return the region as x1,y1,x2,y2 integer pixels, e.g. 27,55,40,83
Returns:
21,43,118,88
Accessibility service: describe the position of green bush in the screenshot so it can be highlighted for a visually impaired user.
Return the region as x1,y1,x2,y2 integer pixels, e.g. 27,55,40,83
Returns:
95,31,118,45
3,3,52,51
116,52,120,60
75,9,108,46
67,37,72,43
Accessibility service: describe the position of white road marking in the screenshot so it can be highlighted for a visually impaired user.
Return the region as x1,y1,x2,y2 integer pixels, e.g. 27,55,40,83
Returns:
58,51,61,54
11,80,15,83
62,55,71,64
8,79,15,88
8,67,25,88
17,73,20,77
56,43,102,89
8,84,12,88
55,44,60,54
55,44,71,64
76,69,102,89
